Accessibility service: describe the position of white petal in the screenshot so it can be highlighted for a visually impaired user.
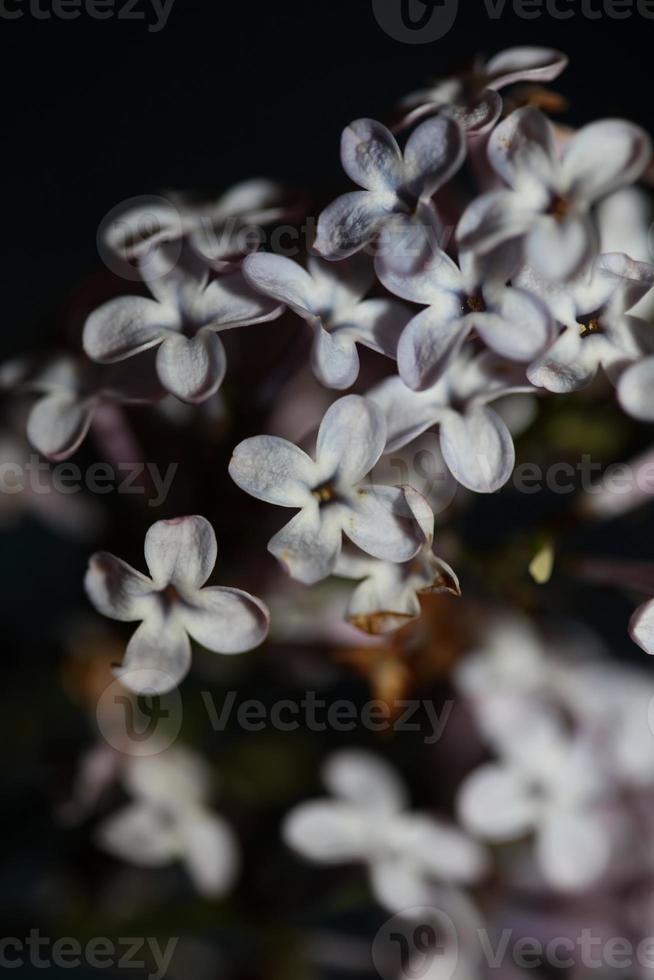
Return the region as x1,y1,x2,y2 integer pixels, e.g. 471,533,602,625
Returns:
314,191,396,260
402,114,466,199
562,120,652,204
457,763,538,840
526,214,596,282
618,358,654,422
345,485,425,562
337,298,410,358
341,118,403,192
307,252,376,311
181,586,269,653
190,273,284,329
376,247,464,304
83,296,177,362
537,809,610,891
311,327,360,389
229,436,316,507
390,814,488,883
527,327,597,393
398,310,468,390
27,393,96,461
179,807,239,897
323,749,407,813
282,801,369,862
369,855,436,912
474,286,554,362
115,615,192,695
369,375,445,453
144,515,217,590
439,405,515,493
269,503,344,584
242,252,315,315
488,107,556,190
156,330,226,403
629,598,654,654
485,46,568,89
85,552,155,622
96,802,179,866
374,205,444,278
316,395,386,485
456,189,537,256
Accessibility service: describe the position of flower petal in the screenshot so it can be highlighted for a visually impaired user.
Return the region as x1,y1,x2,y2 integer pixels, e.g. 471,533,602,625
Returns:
369,376,445,453
314,191,396,260
618,357,654,422
282,801,369,862
457,189,537,256
269,503,344,584
457,763,537,840
242,252,315,316
390,814,488,883
115,615,192,694
629,597,654,654
537,809,610,891
85,552,155,622
179,808,239,897
488,107,556,190
337,298,409,358
527,327,598,393
485,47,568,90
323,749,407,813
341,118,404,192
562,120,652,204
402,114,466,199
229,436,317,507
311,326,360,390
96,802,179,865
398,310,468,390
27,393,96,461
439,405,515,493
474,286,554,362
189,272,284,329
84,296,177,363
144,515,217,591
376,247,464,304
316,394,386,485
156,329,226,403
526,214,596,282
181,586,269,654
345,485,426,562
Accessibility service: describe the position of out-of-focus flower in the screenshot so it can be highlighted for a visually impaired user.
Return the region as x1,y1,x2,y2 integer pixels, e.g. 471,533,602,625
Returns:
458,721,615,893
85,515,269,694
524,253,654,392
314,116,465,263
618,356,654,421
377,246,553,390
83,257,283,403
96,746,239,898
243,252,410,389
229,395,431,584
398,46,568,134
24,353,163,460
283,748,487,912
458,107,651,281
369,353,531,493
334,488,460,634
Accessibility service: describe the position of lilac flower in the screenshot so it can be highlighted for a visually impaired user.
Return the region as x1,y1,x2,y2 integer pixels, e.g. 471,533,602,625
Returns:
243,252,410,389
458,108,651,281
283,749,487,913
369,353,531,493
83,257,284,403
85,516,269,694
24,354,163,461
524,253,654,393
228,395,431,585
96,746,239,898
377,246,553,390
618,356,654,421
314,116,465,263
399,46,568,134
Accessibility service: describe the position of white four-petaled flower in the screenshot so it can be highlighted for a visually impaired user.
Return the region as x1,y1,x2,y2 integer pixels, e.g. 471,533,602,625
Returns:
85,515,270,694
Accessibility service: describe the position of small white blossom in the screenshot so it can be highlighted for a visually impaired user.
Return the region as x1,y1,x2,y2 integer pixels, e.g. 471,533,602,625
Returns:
458,107,651,281
399,46,568,134
83,255,283,403
96,746,239,898
314,116,465,264
85,515,269,694
243,252,410,389
283,749,487,913
229,395,431,584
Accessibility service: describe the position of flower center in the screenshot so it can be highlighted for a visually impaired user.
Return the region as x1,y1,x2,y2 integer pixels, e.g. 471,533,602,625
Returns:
549,195,571,221
578,315,601,338
312,482,336,504
466,293,486,314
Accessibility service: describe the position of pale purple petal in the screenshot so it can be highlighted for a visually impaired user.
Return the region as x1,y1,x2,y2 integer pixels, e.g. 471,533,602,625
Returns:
179,809,239,897
181,586,269,653
488,107,557,190
458,763,537,840
618,357,654,422
323,749,407,813
311,327,360,390
96,802,179,865
243,252,315,316
283,801,369,862
85,552,155,622
144,515,217,591
629,597,654,654
376,246,464,304
485,47,568,90
229,436,317,507
526,214,596,282
474,286,554,362
27,393,96,461
83,296,177,363
156,329,226,403
563,120,652,204
398,310,468,390
316,395,386,484
345,485,425,562
314,191,397,260
402,114,466,199
457,189,537,255
115,615,192,694
269,503,344,584
439,405,515,493
341,118,404,192
537,809,611,891
527,327,598,393
335,298,410,357
191,273,284,329
369,376,445,453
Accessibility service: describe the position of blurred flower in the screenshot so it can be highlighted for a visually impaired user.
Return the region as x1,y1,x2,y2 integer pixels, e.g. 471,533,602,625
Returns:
85,515,269,693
